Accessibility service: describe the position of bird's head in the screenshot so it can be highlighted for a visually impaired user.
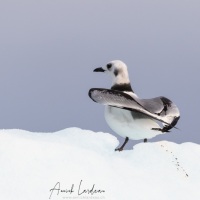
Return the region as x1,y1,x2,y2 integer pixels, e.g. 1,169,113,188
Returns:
93,60,131,86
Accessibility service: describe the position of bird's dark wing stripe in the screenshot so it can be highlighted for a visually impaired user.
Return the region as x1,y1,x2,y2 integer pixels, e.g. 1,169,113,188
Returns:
88,88,180,131
111,105,171,125
89,88,150,112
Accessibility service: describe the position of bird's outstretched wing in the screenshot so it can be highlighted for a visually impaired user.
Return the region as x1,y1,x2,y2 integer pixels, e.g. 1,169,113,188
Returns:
88,88,180,132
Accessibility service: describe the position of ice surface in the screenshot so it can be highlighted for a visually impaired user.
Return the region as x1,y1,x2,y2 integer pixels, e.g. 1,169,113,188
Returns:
0,128,200,200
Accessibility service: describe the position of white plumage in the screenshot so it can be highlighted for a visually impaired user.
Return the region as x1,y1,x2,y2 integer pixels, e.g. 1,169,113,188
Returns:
89,60,180,151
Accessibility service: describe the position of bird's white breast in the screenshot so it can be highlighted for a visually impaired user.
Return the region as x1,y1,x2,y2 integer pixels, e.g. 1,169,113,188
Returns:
104,106,162,140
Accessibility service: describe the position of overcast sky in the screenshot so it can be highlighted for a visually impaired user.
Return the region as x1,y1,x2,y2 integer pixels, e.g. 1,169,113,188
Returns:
0,0,199,148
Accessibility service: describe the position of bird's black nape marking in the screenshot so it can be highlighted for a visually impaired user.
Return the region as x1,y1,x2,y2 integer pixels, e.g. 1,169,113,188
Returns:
115,137,129,151
111,83,134,92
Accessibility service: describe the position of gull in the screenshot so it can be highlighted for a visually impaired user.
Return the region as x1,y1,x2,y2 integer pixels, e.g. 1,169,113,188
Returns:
89,60,180,151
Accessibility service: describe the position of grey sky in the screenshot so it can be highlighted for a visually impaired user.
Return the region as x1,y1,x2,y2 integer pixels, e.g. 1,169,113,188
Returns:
0,0,199,148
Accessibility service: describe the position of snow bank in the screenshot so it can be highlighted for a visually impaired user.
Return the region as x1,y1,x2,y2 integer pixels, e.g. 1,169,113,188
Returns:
0,128,200,200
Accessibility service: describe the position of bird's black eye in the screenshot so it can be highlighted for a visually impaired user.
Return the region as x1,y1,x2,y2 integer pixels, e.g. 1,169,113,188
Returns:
107,63,112,70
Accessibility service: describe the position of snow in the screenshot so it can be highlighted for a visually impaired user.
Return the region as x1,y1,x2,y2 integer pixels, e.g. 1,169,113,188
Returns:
0,128,200,200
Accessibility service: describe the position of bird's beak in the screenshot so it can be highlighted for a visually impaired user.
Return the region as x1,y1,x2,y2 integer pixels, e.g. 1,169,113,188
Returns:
93,67,105,72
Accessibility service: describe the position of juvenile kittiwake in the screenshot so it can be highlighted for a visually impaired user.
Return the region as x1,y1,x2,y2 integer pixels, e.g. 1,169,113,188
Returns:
88,60,180,151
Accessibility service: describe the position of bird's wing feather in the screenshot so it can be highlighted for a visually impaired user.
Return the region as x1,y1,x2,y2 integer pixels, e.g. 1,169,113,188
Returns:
89,88,180,130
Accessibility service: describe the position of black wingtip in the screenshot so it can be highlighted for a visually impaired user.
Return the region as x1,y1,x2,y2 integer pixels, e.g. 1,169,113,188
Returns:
88,88,97,102
152,128,170,133
171,116,180,127
152,116,180,133
88,89,93,98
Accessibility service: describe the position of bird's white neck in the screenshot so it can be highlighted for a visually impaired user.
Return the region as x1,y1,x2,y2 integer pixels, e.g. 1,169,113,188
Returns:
110,71,133,92
111,68,130,86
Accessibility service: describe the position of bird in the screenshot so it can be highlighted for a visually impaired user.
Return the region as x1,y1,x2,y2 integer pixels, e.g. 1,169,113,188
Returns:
88,60,180,151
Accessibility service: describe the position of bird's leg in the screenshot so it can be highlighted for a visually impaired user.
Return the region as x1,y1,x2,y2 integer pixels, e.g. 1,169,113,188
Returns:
115,137,129,152
144,138,147,143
